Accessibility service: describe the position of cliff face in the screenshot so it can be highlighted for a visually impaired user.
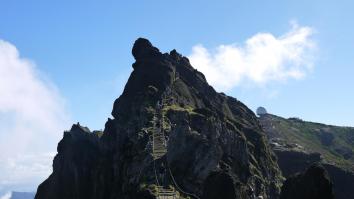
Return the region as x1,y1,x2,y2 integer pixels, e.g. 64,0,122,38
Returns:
259,114,354,199
35,38,282,199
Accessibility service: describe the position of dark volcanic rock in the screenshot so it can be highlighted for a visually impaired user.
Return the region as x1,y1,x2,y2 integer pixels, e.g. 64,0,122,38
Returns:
323,164,354,199
35,38,282,199
274,146,354,199
35,123,103,199
280,163,334,199
274,149,321,177
202,170,240,199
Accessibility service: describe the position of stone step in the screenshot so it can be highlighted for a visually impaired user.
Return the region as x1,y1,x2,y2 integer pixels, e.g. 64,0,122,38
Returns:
153,150,166,152
153,147,166,150
153,145,166,148
158,188,177,196
153,151,167,154
153,138,165,141
153,143,166,147
154,138,165,141
159,192,176,195
158,195,176,198
153,152,166,155
153,153,166,157
153,145,166,149
153,135,164,137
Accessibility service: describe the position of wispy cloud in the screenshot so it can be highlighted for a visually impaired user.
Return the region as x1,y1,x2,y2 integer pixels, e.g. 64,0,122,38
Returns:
188,21,316,91
0,39,70,192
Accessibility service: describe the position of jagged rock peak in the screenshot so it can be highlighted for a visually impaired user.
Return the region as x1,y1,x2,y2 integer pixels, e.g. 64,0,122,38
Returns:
132,38,161,61
70,122,91,133
112,38,208,119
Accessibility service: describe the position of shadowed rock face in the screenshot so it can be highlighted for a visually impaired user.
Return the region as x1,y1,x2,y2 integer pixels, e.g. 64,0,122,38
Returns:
35,38,282,199
202,170,239,199
280,164,334,199
274,149,322,177
273,148,354,199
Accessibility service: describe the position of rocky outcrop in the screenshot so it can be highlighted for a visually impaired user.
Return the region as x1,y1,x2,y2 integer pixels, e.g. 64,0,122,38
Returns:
323,164,354,199
280,164,334,199
273,145,354,199
35,38,282,199
35,124,103,199
274,149,321,177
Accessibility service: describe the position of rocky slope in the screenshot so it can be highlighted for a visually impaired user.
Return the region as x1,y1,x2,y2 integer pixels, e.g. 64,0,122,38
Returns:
259,113,354,199
35,38,283,199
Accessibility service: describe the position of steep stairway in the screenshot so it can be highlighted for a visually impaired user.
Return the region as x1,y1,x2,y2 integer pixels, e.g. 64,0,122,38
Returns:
152,114,167,160
152,102,178,199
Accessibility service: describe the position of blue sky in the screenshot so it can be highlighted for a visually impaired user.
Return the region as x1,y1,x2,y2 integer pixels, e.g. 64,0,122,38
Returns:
0,0,354,195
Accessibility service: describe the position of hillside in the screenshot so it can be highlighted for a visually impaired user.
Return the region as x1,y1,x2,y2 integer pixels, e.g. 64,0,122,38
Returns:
259,114,354,170
259,113,354,199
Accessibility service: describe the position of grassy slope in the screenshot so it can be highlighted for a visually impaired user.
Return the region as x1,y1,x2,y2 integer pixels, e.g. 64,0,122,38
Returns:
260,114,354,170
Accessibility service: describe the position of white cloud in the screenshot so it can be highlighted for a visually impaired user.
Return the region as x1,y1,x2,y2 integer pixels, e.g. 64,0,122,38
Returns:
188,21,316,91
0,39,70,193
0,192,11,199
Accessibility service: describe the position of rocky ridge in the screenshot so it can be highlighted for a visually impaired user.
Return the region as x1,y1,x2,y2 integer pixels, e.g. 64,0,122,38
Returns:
35,38,283,199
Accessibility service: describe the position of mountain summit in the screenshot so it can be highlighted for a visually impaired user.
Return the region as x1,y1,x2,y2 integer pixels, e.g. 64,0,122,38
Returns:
35,38,283,199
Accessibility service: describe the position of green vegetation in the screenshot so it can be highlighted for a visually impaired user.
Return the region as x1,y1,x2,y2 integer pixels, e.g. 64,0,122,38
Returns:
145,106,155,114
162,104,204,117
93,130,104,138
162,104,194,113
147,184,159,195
263,115,354,170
